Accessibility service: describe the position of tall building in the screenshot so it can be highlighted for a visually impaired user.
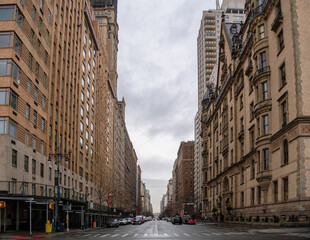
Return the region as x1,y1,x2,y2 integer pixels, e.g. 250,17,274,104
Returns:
172,141,195,216
194,0,245,218
201,0,310,225
0,0,113,229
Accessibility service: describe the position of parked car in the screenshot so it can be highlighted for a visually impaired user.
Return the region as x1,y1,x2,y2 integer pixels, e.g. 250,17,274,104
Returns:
106,219,119,228
166,217,171,222
172,216,182,225
127,218,133,224
132,216,142,225
187,218,196,224
119,218,128,225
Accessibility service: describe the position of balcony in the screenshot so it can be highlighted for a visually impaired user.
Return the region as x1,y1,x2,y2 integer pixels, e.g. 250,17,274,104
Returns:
252,66,270,85
271,11,283,32
254,99,272,118
256,170,272,190
202,150,208,157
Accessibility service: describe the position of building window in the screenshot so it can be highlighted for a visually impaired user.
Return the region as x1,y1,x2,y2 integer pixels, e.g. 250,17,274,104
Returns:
0,59,20,83
250,102,254,120
41,118,45,131
259,24,265,39
251,188,255,206
257,186,261,205
257,117,260,137
79,167,83,177
263,114,269,135
12,149,17,167
283,177,288,201
273,180,278,203
260,51,266,70
251,159,255,179
9,119,17,138
24,155,29,172
241,167,244,184
263,148,269,170
281,100,287,127
32,159,36,175
34,86,38,102
283,139,289,165
25,129,29,145
0,5,16,21
40,163,44,177
80,107,84,118
250,129,255,150
240,95,243,110
80,121,84,133
0,32,13,48
32,135,36,149
280,63,286,87
240,191,244,207
262,81,268,100
278,30,284,51
80,137,83,148
33,110,37,126
48,167,52,181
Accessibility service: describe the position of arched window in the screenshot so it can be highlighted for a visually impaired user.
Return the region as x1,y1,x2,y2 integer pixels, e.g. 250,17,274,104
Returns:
283,139,289,165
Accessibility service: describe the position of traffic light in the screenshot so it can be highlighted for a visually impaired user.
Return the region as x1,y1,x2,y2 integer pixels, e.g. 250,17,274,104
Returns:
48,202,54,210
0,201,6,208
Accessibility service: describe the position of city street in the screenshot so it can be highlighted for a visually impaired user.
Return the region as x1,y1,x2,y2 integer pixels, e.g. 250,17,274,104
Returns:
44,220,310,240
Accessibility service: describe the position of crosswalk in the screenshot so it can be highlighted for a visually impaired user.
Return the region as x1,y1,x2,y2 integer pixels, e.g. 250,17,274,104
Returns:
67,231,251,238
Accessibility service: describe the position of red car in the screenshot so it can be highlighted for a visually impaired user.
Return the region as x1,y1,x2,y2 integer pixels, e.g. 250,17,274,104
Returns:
187,219,196,224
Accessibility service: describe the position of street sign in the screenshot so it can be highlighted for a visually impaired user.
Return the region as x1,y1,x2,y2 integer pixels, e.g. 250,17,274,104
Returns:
89,202,94,210
0,201,6,208
63,203,72,211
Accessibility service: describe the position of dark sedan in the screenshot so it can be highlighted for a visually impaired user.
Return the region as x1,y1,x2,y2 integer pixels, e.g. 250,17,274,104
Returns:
106,219,119,228
172,216,182,225
132,217,142,225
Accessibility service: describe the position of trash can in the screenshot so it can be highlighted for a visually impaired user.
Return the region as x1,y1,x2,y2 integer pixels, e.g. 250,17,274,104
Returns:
45,221,52,233
93,222,96,228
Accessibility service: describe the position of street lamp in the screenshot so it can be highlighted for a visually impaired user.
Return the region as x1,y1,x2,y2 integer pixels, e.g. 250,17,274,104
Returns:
48,148,71,231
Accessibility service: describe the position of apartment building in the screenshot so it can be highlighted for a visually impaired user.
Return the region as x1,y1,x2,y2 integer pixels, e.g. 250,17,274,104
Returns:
194,0,245,218
201,0,310,225
0,0,119,231
172,141,194,216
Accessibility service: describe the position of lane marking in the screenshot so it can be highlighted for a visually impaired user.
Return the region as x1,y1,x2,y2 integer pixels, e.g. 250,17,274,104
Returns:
144,233,148,236
211,232,222,235
84,234,91,237
183,233,190,236
121,234,129,237
164,233,169,236
203,233,210,236
174,233,179,237
133,233,138,237
94,234,101,237
111,233,119,237
100,234,110,237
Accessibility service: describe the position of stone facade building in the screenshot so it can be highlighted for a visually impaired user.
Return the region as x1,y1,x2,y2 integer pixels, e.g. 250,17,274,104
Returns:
194,0,245,217
201,0,310,225
172,141,194,216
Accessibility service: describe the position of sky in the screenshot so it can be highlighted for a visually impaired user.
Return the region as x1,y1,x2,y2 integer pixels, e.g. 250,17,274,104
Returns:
117,0,216,213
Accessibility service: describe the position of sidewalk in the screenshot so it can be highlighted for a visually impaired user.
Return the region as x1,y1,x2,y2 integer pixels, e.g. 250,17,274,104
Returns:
0,227,103,239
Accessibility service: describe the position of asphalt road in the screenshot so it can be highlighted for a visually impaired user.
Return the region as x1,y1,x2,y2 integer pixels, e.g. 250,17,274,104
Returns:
45,220,310,240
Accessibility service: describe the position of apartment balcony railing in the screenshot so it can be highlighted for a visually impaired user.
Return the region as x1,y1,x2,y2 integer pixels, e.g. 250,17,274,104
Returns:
252,66,270,83
0,181,87,203
271,11,283,32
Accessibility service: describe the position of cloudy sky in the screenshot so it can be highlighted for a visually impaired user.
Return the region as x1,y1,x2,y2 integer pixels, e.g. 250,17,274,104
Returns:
117,0,216,213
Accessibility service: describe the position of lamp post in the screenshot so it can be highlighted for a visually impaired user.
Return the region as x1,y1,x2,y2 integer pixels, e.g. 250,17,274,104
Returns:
48,148,71,231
